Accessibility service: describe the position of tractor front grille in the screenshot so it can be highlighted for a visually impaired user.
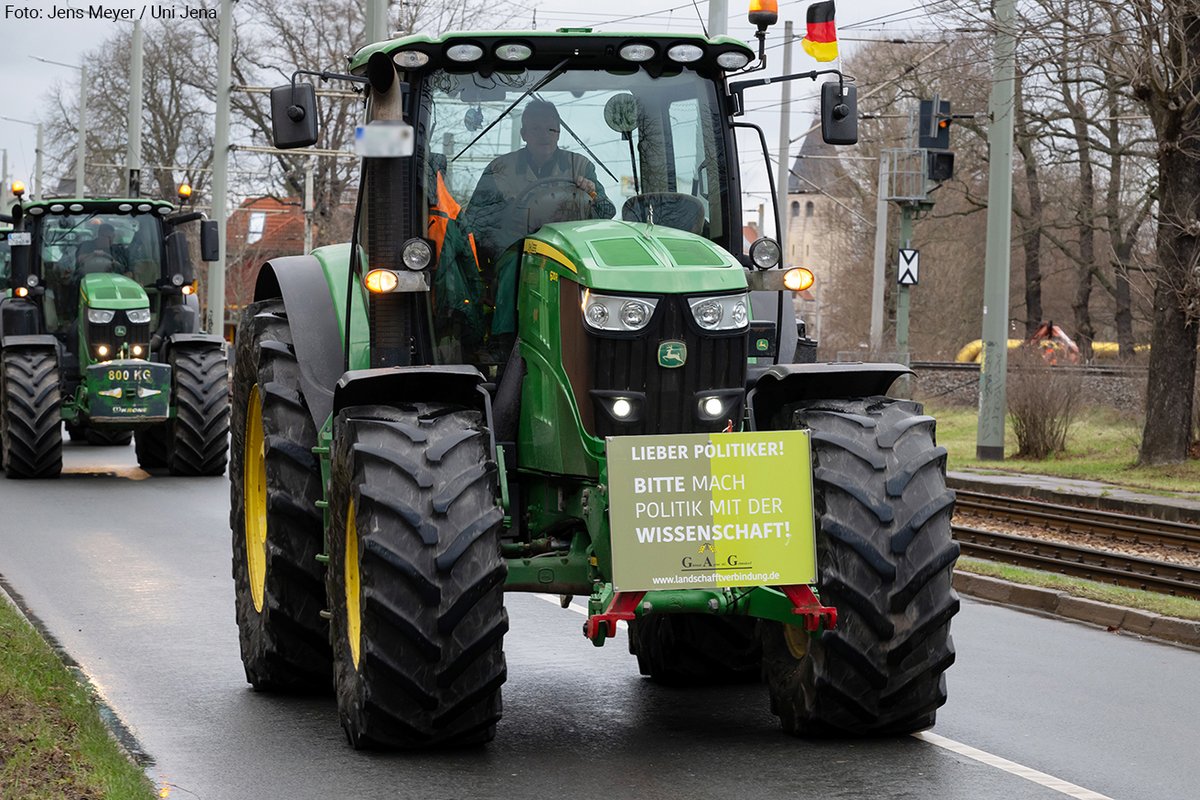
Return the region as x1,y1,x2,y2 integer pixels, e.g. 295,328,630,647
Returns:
87,311,151,359
587,296,747,437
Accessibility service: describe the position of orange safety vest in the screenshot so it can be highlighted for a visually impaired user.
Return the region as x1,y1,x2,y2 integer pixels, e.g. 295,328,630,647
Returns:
428,172,479,266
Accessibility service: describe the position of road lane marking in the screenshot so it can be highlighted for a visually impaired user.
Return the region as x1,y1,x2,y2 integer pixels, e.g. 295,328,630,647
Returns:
538,594,1113,799
913,731,1114,799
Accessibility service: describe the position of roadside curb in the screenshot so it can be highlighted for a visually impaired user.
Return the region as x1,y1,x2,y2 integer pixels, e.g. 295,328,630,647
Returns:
954,571,1200,650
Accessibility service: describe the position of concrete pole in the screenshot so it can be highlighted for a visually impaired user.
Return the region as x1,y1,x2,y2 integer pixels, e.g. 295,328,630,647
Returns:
894,203,915,401
869,152,889,356
707,0,728,36
976,0,1017,460
35,123,44,201
126,21,144,197
775,21,794,262
2,149,7,197
75,65,88,197
208,0,234,336
368,0,388,43
304,156,315,253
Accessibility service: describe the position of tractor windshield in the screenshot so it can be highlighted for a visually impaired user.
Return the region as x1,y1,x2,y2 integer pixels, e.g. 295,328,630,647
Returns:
423,67,729,271
36,212,164,287
0,235,10,288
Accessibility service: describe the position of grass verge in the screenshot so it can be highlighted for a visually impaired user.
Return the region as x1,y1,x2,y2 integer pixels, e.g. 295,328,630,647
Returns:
925,402,1200,496
956,557,1200,621
0,595,156,800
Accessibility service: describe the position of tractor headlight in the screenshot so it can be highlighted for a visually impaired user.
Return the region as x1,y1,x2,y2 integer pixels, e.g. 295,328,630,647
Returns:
127,308,152,324
581,290,658,332
446,43,484,62
750,238,782,270
495,42,532,62
88,308,115,324
25,274,38,288
392,50,430,69
783,267,815,292
716,51,752,70
688,293,750,331
132,345,144,357
619,43,656,62
401,237,433,270
96,344,110,358
667,44,705,63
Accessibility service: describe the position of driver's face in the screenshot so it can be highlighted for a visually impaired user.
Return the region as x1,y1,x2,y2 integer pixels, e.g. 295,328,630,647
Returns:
522,113,560,162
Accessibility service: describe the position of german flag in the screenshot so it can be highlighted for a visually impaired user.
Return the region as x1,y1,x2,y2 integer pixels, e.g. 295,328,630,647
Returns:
802,1,838,62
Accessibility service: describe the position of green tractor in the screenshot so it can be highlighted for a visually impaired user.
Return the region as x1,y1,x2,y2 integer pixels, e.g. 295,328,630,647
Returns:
231,10,958,749
0,188,230,478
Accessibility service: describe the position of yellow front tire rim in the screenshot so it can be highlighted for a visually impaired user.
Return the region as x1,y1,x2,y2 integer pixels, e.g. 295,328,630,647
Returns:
244,384,268,613
345,499,362,669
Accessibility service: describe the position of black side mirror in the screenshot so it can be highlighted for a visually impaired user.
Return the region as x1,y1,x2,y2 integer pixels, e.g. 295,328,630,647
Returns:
270,82,319,149
821,81,858,145
200,220,219,262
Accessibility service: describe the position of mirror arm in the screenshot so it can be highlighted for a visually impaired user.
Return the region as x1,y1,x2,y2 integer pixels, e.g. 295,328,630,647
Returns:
165,211,206,226
0,214,12,224
729,68,851,117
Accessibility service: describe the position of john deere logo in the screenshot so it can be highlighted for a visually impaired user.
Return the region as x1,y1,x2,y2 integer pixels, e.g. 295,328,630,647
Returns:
114,325,127,337
657,340,687,368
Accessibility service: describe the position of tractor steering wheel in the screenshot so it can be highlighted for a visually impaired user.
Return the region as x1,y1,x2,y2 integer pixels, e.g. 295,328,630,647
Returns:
515,177,595,233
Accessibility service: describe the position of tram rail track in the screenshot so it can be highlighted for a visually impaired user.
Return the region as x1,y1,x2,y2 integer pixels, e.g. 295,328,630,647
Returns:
951,490,1200,600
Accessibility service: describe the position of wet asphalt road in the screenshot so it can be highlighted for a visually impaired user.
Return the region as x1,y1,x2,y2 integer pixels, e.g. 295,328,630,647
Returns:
1,442,1198,799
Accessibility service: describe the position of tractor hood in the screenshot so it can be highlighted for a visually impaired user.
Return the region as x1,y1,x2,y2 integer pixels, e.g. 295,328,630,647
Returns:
80,273,149,310
525,220,747,295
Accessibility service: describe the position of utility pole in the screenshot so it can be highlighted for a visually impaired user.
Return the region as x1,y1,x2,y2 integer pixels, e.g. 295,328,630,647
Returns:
895,204,914,360
76,65,87,196
976,0,1017,460
775,20,794,264
126,20,144,197
708,0,728,36
304,157,315,253
209,0,234,336
368,0,388,43
869,152,889,355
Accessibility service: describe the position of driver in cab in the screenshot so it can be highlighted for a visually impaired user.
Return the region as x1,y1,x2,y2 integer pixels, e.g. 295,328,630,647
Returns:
465,99,615,347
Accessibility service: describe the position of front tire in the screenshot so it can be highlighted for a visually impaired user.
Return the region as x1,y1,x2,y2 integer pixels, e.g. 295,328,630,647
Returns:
230,300,331,692
167,345,230,476
1,349,63,479
760,397,959,737
328,402,507,749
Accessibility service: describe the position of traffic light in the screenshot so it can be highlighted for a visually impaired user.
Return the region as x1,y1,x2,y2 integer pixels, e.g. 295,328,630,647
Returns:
918,98,951,150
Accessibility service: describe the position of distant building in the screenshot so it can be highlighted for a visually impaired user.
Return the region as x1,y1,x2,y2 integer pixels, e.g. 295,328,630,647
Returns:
225,196,306,318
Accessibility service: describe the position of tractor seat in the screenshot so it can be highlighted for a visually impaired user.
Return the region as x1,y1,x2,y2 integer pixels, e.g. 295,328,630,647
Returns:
621,193,707,235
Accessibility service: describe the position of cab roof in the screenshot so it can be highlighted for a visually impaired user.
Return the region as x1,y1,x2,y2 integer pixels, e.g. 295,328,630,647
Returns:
350,29,754,74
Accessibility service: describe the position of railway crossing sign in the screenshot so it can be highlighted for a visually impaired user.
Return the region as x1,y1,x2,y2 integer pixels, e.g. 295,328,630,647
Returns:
898,248,919,285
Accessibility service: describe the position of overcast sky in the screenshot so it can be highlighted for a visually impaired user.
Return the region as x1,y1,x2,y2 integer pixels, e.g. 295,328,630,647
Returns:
0,0,928,209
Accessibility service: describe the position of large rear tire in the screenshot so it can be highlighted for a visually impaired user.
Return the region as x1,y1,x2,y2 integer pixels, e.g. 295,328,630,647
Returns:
760,397,959,737
230,299,331,692
167,345,230,476
328,403,507,749
628,615,761,685
1,349,63,479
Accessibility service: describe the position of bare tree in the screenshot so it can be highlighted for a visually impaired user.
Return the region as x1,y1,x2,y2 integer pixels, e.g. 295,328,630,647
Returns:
1121,0,1200,463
